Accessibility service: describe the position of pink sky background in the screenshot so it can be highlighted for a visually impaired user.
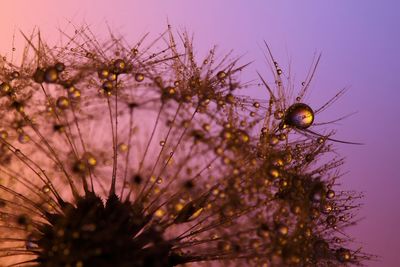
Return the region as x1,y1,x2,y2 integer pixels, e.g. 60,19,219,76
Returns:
0,1,399,266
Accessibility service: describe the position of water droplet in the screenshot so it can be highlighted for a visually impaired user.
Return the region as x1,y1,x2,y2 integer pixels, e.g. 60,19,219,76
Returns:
113,59,126,73
284,103,314,129
326,215,337,226
202,123,210,132
55,62,65,72
155,209,165,217
225,93,235,104
135,73,144,82
86,154,97,166
336,248,351,262
268,167,280,179
11,71,20,79
257,224,270,239
239,131,250,143
218,241,232,252
69,89,81,100
277,224,288,235
274,110,284,120
327,190,335,199
0,82,11,94
118,143,128,152
269,135,279,146
44,67,58,83
18,133,30,144
217,71,226,80
102,81,114,93
98,69,109,79
56,96,70,110
107,72,117,81
42,185,51,193
322,203,333,214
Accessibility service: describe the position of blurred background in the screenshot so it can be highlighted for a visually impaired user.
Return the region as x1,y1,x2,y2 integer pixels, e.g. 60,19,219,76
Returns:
0,1,398,266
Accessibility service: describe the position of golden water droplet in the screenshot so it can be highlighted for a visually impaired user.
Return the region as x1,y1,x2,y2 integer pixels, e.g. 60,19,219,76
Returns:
86,154,97,166
202,123,210,132
0,82,11,94
107,72,117,81
0,130,8,139
269,135,279,146
269,167,280,179
69,89,81,100
278,133,287,141
56,96,70,110
18,133,30,144
44,67,58,83
322,203,333,214
284,103,314,129
283,152,292,163
165,86,176,96
277,224,288,235
218,241,232,252
102,81,114,93
113,59,126,73
98,69,109,79
327,190,335,199
217,71,226,80
221,129,232,140
239,131,250,143
118,143,128,152
336,248,351,262
273,158,284,167
135,73,144,82
42,185,51,193
175,203,184,212
225,93,235,104
155,209,165,218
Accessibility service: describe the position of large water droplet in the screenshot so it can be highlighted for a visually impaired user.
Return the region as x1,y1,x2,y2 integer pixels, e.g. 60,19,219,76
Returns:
284,103,314,129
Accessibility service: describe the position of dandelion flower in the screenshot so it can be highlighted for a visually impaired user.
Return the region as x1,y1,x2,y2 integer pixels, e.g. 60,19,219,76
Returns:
0,25,370,267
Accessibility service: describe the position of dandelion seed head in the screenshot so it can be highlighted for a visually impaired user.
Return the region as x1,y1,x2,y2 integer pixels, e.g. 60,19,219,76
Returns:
0,24,372,267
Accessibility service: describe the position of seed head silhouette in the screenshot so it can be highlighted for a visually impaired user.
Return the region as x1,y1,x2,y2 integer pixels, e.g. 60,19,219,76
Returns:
0,25,370,266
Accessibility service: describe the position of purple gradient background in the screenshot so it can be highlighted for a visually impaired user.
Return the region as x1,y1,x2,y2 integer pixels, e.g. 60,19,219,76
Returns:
0,1,398,266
